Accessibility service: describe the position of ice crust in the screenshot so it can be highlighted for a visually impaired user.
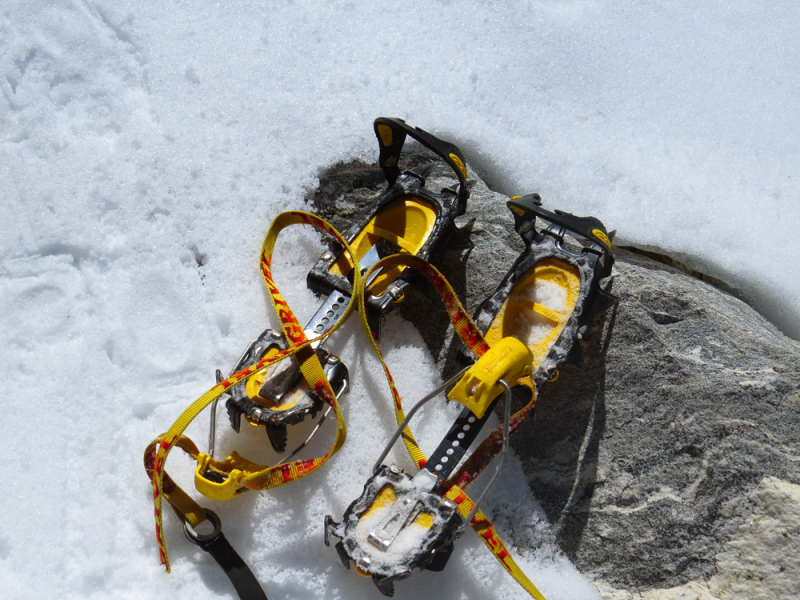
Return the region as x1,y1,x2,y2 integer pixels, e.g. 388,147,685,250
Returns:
2,1,798,599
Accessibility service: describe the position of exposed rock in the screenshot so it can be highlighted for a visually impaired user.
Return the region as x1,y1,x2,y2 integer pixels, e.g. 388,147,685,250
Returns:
307,154,800,598
708,476,800,599
592,477,800,600
520,247,800,596
594,579,719,600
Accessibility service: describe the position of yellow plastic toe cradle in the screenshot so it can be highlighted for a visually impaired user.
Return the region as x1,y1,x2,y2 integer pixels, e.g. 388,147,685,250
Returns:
329,196,437,297
484,257,581,370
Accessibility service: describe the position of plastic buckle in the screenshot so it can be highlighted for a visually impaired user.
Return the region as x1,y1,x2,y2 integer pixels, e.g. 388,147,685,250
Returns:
194,453,245,501
447,337,532,418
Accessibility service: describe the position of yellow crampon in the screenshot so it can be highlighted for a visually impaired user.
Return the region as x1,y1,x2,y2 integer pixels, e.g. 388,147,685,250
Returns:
355,253,561,600
145,211,359,571
145,210,581,600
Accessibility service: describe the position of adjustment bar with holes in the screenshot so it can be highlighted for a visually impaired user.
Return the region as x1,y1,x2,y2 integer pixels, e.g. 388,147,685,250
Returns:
372,367,469,475
425,403,496,489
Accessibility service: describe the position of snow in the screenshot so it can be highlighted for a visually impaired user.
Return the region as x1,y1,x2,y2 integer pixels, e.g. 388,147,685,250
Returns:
1,1,798,599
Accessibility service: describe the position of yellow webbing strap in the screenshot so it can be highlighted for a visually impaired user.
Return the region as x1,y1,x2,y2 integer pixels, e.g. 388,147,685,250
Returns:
357,254,490,468
144,434,206,532
145,211,359,572
444,487,547,600
356,254,546,600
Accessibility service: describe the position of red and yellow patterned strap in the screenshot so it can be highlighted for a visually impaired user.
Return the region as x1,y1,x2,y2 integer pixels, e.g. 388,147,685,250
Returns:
444,486,546,600
145,211,359,572
355,254,545,600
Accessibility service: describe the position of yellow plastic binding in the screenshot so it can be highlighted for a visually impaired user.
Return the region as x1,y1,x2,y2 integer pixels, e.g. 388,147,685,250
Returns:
447,337,532,418
484,258,581,368
194,453,246,501
329,196,437,296
377,123,393,147
592,228,612,248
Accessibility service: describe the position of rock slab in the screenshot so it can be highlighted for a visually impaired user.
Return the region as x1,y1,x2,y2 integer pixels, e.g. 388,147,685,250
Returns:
521,247,800,597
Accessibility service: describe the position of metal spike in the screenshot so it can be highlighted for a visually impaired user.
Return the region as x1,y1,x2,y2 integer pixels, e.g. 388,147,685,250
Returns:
227,402,242,433
266,423,288,453
208,370,224,458
409,162,436,181
441,225,474,253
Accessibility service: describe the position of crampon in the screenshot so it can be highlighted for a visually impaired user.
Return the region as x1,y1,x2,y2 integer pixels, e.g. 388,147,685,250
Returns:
325,193,616,598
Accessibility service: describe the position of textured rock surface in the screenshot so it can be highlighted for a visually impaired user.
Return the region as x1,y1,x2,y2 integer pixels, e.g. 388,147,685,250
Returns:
520,248,800,596
308,155,800,598
594,477,800,600
708,477,800,599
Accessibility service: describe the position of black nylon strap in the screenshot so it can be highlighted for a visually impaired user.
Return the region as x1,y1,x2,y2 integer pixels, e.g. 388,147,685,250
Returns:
193,531,268,599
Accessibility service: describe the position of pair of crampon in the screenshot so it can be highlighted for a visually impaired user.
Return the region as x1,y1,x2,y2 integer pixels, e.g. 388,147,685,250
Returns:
144,118,617,599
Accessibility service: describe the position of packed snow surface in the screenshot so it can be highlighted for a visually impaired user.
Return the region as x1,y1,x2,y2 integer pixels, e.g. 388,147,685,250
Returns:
517,275,572,349
2,1,798,599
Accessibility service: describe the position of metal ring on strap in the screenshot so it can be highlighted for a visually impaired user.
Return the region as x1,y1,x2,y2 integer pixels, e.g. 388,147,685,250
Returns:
184,508,222,544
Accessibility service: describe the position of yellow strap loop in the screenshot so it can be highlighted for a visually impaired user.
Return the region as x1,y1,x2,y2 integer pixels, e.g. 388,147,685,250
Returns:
146,211,360,572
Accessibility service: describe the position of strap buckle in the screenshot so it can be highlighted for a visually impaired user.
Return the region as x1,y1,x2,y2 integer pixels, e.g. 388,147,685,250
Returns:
184,508,222,544
194,453,246,501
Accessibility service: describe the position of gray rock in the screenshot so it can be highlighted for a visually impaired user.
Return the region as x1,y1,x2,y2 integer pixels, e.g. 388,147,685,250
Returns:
307,155,800,597
521,248,800,595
